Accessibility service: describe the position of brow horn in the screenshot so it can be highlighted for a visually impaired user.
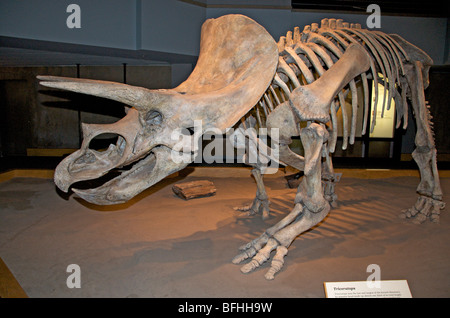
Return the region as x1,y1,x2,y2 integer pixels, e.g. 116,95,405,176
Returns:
37,75,173,111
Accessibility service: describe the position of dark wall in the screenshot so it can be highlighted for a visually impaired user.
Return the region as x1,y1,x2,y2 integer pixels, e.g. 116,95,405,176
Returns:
0,66,78,156
0,65,171,156
0,79,34,156
401,65,450,156
427,65,450,154
1,1,447,63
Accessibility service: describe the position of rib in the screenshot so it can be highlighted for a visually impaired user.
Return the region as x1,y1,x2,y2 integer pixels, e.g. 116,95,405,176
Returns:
329,100,338,153
293,42,326,76
284,47,315,83
278,57,301,88
273,73,291,98
343,29,389,118
349,80,358,145
361,72,370,135
269,85,281,105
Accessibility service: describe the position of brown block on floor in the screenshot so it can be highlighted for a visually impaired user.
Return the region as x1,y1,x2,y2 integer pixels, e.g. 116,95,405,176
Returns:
172,180,216,200
0,258,28,298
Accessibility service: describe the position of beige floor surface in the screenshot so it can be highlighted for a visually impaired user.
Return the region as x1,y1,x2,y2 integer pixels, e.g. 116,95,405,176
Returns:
0,167,449,297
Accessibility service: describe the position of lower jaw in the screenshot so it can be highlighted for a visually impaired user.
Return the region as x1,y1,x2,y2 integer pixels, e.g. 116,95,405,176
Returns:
71,150,157,205
68,145,191,205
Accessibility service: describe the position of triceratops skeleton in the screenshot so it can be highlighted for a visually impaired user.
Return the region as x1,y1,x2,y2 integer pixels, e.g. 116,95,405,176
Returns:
38,14,445,280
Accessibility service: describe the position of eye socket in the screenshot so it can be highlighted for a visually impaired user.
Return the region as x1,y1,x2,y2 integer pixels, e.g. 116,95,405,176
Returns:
144,111,163,126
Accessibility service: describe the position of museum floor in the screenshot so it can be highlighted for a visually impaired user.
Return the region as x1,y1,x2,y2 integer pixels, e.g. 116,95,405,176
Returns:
0,166,449,298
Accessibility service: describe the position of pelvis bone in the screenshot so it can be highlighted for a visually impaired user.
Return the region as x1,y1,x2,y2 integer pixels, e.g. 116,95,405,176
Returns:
38,14,278,205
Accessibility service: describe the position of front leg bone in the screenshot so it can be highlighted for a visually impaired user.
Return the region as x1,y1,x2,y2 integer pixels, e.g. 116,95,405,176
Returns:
233,124,331,280
266,102,305,171
288,43,370,123
295,123,329,213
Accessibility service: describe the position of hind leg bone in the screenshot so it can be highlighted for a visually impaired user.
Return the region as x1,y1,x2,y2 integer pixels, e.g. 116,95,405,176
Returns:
234,167,271,220
400,61,445,223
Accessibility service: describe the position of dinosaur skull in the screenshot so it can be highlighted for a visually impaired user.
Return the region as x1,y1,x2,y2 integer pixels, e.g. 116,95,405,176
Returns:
38,14,278,205
48,90,195,205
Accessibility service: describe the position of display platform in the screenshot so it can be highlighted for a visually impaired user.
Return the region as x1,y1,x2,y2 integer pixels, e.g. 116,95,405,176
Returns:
0,167,448,297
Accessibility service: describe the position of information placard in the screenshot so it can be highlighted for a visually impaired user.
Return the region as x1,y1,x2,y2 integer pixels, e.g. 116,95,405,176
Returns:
324,280,412,298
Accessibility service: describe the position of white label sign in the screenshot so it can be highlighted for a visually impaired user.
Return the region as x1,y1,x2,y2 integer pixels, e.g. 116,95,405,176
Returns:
324,280,412,298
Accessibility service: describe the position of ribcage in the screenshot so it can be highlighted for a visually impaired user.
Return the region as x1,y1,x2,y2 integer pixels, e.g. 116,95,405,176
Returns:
253,18,411,153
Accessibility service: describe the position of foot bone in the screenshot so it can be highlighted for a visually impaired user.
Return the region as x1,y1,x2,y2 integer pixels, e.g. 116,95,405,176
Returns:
234,196,270,219
399,195,445,224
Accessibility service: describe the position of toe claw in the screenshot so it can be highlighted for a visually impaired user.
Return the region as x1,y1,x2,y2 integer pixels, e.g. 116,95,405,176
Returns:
240,260,260,274
237,238,278,275
264,246,288,280
233,204,252,212
234,197,270,219
412,213,427,224
232,247,256,264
